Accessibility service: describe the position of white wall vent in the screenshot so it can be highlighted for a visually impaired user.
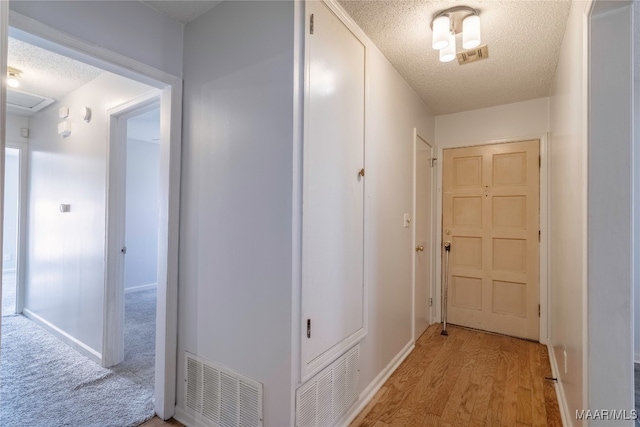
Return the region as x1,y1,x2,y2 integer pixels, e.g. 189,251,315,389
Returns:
7,88,55,115
184,352,263,427
296,345,359,427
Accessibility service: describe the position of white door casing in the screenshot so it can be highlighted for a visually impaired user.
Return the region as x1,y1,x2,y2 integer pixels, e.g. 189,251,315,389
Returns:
414,133,435,341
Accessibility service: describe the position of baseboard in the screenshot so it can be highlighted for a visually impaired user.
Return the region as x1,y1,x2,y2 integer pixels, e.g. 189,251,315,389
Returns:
547,343,571,427
22,308,102,365
173,406,213,427
335,339,415,427
124,283,157,294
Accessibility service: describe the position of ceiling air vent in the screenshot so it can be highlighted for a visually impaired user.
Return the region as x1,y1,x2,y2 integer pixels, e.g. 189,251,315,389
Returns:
457,45,489,65
7,88,55,114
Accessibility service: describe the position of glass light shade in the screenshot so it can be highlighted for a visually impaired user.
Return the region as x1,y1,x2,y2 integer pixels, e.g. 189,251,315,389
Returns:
7,78,19,88
432,16,450,50
462,15,481,49
439,32,456,62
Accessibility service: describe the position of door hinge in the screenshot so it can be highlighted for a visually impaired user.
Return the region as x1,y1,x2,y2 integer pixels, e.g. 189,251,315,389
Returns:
431,158,437,168
539,155,541,168
306,319,311,338
538,230,541,242
429,298,433,307
310,14,314,35
538,304,541,317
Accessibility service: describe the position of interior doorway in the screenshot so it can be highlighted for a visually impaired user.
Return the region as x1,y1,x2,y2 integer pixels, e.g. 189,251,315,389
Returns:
414,132,434,340
1,146,23,316
103,93,161,375
0,16,182,417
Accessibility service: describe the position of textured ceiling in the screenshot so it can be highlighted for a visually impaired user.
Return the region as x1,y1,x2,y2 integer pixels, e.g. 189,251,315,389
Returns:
7,37,102,101
339,0,571,115
141,0,222,23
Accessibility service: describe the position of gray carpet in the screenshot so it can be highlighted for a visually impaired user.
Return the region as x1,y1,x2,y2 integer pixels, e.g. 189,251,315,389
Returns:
0,289,156,427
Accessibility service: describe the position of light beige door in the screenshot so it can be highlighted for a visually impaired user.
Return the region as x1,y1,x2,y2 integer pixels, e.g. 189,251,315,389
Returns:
442,140,539,340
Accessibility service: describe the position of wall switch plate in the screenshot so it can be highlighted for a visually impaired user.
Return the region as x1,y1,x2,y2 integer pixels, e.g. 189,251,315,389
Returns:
403,213,411,228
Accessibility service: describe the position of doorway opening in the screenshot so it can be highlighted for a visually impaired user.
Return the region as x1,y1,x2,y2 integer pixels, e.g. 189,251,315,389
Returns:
413,131,435,341
1,146,23,316
0,15,182,421
103,96,161,396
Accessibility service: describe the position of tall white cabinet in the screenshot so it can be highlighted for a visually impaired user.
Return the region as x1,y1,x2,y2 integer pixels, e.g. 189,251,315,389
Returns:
301,0,367,381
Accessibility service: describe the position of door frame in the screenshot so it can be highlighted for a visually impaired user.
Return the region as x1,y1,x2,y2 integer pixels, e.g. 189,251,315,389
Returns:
412,129,436,343
4,141,29,316
6,11,183,419
104,92,161,367
434,134,549,344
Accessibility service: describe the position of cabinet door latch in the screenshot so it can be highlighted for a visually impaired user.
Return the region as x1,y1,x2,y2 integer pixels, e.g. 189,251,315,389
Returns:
306,319,311,338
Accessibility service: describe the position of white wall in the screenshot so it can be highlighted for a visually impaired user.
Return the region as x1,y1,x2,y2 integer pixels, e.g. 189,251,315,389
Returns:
179,2,294,425
124,138,159,290
635,82,640,363
4,114,28,273
26,73,153,354
355,26,435,408
548,1,587,422
8,1,184,78
435,98,549,148
3,149,19,272
5,114,29,144
588,2,634,421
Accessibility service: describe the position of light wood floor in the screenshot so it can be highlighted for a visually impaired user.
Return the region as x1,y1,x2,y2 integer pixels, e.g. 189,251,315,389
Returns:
139,417,184,427
138,325,561,427
350,324,562,427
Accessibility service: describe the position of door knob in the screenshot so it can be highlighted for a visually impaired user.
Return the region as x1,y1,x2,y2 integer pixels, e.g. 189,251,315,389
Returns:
416,245,424,252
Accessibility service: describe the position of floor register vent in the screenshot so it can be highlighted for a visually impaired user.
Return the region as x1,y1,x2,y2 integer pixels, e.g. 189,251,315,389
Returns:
185,352,263,427
296,345,360,427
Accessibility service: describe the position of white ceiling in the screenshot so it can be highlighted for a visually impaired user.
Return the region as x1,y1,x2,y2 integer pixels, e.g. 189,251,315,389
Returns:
7,37,102,101
7,1,637,119
339,0,572,115
141,0,222,23
138,0,575,115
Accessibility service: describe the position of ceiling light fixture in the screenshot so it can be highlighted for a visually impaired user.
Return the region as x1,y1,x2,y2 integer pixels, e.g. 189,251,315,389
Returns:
431,6,481,63
7,67,22,88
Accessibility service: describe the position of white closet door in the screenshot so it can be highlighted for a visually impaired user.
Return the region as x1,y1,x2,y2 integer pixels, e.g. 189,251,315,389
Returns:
301,0,366,376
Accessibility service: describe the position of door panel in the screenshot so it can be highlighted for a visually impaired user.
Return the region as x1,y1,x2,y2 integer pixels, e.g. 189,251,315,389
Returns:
443,140,540,340
415,137,433,339
301,0,366,374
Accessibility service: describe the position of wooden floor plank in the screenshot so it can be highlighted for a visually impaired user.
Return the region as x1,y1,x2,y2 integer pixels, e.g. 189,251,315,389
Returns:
138,417,184,427
350,325,561,427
